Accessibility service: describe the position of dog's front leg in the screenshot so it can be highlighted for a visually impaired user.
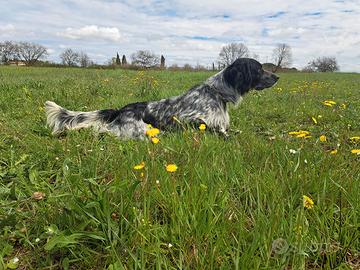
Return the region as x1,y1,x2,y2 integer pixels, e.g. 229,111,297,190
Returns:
219,127,230,139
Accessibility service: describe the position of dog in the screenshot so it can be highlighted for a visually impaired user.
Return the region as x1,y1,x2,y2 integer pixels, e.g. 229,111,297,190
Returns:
45,58,279,140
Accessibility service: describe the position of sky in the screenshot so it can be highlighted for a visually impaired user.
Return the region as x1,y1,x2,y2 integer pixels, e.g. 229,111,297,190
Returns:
0,0,359,71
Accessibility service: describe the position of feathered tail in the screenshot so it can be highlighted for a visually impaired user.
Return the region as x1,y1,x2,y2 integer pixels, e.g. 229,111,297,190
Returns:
45,101,102,135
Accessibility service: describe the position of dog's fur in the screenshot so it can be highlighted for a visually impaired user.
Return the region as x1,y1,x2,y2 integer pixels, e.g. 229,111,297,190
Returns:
45,58,279,139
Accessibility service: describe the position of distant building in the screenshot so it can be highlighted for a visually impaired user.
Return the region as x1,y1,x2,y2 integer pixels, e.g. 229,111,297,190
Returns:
8,60,26,66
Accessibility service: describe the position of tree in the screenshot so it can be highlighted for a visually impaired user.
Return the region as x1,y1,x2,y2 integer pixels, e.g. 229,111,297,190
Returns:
122,55,127,65
218,43,249,67
131,50,160,68
79,52,92,67
306,57,339,72
60,49,80,66
160,55,165,68
0,41,20,63
17,42,48,65
116,52,121,65
272,43,292,72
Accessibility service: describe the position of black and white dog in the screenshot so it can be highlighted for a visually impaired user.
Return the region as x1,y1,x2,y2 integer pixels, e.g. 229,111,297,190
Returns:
45,58,278,139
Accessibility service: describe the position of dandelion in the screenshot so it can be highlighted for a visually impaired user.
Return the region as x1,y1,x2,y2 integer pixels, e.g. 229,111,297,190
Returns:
322,100,336,107
350,136,360,142
330,149,338,155
340,103,346,109
199,123,206,131
288,130,310,136
146,128,160,137
151,137,160,144
166,164,178,173
133,161,145,170
296,133,311,138
319,135,327,142
288,130,311,139
351,149,360,155
311,117,317,124
303,195,314,209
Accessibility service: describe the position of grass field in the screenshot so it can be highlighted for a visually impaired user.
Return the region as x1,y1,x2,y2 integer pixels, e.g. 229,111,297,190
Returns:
0,66,359,269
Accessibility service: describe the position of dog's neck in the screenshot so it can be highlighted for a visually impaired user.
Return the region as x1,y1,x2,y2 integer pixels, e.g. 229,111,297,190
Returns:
205,70,243,105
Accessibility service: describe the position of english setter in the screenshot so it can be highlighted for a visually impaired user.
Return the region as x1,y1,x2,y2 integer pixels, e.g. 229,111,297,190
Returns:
45,58,279,139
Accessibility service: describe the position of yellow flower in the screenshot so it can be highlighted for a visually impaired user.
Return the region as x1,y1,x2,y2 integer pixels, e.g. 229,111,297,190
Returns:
351,149,360,154
319,135,327,142
146,128,160,137
303,195,314,209
322,100,336,107
350,136,360,142
133,161,145,170
166,164,178,173
311,117,317,124
330,149,338,155
151,137,159,144
289,130,310,136
199,123,206,131
340,103,346,109
324,100,336,105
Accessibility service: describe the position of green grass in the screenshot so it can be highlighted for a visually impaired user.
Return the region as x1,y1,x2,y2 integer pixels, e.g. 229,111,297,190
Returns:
0,66,359,269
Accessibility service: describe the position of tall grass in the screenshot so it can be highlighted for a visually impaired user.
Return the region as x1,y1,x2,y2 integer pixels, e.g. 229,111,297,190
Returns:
0,67,359,269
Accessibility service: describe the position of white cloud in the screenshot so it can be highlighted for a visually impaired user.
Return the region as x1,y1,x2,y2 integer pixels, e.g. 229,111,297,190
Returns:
0,24,16,37
57,25,122,42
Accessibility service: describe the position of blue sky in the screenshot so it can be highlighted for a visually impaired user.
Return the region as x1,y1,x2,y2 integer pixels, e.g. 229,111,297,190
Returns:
1,0,359,71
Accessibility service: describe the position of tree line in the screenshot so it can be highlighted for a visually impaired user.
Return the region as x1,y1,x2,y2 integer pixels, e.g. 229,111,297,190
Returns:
0,40,339,72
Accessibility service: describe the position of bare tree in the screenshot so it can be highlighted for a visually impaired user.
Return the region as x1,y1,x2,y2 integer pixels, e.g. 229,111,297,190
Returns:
16,42,48,65
218,43,249,67
272,43,292,72
252,53,260,61
79,52,92,67
60,49,80,66
0,41,20,63
306,57,339,72
131,50,160,68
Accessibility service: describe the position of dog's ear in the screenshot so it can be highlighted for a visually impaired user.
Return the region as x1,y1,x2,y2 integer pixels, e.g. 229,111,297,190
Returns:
223,64,243,89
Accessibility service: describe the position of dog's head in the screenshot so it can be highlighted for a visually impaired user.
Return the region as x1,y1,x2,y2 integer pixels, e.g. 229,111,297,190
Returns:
223,58,279,95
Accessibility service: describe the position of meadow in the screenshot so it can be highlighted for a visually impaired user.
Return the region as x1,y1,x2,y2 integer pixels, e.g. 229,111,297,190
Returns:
0,66,359,269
